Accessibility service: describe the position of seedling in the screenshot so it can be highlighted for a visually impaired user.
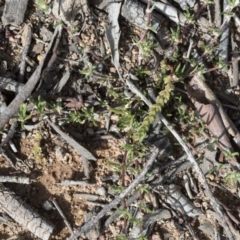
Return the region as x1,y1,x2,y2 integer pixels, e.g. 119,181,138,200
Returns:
225,170,240,187
132,33,157,57
79,65,96,79
67,111,83,125
184,9,195,23
34,0,51,14
18,103,32,129
170,25,181,43
67,107,98,126
50,101,63,114
34,96,47,120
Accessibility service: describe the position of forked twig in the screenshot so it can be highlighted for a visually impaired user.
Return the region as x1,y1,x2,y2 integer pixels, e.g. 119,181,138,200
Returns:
68,147,160,240
126,78,235,240
0,26,63,131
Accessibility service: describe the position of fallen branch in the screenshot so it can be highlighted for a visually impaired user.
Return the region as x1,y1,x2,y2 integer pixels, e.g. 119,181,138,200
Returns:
69,147,160,240
46,119,96,160
0,25,63,131
18,25,32,83
0,183,54,240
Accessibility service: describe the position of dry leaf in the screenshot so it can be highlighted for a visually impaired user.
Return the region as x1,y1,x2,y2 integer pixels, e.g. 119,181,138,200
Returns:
65,95,84,110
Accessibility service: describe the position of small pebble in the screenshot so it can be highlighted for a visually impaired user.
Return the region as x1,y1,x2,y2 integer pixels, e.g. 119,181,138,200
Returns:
42,200,55,211
96,187,106,197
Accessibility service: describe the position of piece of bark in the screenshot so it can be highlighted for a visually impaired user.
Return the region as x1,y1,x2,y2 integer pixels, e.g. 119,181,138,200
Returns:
0,77,25,93
52,0,89,26
1,0,29,26
187,74,240,147
187,98,233,151
0,184,54,240
165,184,202,217
18,25,32,83
231,30,239,88
0,175,30,184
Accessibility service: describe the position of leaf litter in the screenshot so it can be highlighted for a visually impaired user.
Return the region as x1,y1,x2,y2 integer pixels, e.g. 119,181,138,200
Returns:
0,0,240,240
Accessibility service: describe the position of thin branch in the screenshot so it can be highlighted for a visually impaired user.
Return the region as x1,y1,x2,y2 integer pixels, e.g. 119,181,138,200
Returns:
68,147,160,240
0,26,63,131
18,25,32,83
52,198,73,234
46,119,96,160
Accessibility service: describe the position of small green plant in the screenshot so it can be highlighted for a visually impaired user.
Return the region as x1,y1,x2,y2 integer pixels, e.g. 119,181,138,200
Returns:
225,170,240,187
184,9,195,23
33,145,44,161
222,150,239,159
18,103,32,129
135,66,150,78
50,101,63,114
34,96,47,119
200,43,214,55
81,107,98,126
170,25,181,43
67,107,98,126
34,0,51,14
132,33,157,57
79,65,96,79
67,111,83,124
135,75,177,141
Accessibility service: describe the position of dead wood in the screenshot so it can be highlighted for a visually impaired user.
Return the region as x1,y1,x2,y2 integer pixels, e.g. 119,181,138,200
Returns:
0,26,63,131
0,183,54,240
69,147,160,240
188,74,240,147
1,0,29,26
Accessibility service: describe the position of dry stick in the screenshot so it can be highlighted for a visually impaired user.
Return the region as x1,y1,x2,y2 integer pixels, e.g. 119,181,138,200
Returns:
0,175,30,184
231,30,239,87
214,0,221,28
1,119,17,146
125,79,235,240
140,0,152,41
52,198,73,234
69,147,160,240
46,119,96,160
0,26,63,131
102,192,141,232
18,25,32,83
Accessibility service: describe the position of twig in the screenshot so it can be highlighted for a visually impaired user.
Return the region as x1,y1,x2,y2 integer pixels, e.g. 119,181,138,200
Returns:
69,147,160,240
82,156,90,179
102,192,140,232
46,119,96,160
183,175,193,199
0,175,30,184
0,26,63,131
52,198,73,234
1,119,18,147
140,0,152,41
18,25,32,83
125,78,235,240
214,0,221,28
56,180,94,186
218,0,230,63
231,29,239,87
73,194,100,201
